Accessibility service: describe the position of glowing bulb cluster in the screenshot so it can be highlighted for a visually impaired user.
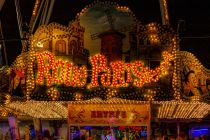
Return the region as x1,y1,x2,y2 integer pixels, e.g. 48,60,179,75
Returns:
5,94,11,105
147,23,160,44
110,61,126,87
36,51,55,86
89,53,173,88
88,54,110,88
47,87,60,101
32,0,39,16
35,51,174,89
116,6,130,11
36,51,88,87
1,111,8,117
75,92,83,101
156,101,210,119
106,89,118,99
190,95,200,101
143,94,154,101
52,60,65,84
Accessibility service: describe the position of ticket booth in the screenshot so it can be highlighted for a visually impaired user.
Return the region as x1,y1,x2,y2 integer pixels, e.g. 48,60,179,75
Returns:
67,99,151,140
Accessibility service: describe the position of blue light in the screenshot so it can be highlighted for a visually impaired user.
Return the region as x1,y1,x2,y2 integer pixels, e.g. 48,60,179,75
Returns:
83,126,93,130
192,129,208,131
191,128,209,138
141,131,147,137
30,128,36,138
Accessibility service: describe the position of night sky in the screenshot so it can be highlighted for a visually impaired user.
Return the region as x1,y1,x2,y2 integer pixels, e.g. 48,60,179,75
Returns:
1,0,210,68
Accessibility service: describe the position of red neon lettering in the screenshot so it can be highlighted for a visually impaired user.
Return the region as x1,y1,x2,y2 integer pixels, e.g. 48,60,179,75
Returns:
64,62,73,86
89,54,108,88
121,111,127,118
71,65,78,87
109,111,115,117
116,111,120,118
77,66,87,87
103,111,109,118
131,61,144,87
97,111,103,118
91,111,96,118
36,52,55,86
110,61,126,87
100,67,111,87
53,60,65,84
125,63,133,83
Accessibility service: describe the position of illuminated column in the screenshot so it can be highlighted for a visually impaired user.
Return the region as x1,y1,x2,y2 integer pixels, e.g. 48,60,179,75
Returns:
33,118,42,139
159,0,169,25
8,114,20,140
173,36,181,100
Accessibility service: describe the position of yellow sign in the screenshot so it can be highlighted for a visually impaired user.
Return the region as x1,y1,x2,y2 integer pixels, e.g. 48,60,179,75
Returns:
68,103,150,126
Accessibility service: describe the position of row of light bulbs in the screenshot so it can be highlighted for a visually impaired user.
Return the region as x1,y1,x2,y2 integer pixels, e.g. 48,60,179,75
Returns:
156,101,210,119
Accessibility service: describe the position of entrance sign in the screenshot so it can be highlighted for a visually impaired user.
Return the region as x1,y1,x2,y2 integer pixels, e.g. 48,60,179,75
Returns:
68,103,150,126
36,51,173,88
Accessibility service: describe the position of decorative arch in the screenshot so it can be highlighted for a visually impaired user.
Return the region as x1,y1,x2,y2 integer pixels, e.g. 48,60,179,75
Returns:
75,1,137,21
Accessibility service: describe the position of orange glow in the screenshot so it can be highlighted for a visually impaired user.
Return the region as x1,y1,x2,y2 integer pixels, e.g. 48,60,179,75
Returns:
88,54,109,88
64,62,73,86
132,61,144,87
36,52,55,86
53,60,65,84
125,63,133,83
35,51,174,88
100,67,111,87
77,66,88,87
110,61,126,87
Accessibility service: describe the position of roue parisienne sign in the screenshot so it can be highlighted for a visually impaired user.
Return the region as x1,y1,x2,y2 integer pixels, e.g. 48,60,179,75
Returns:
35,51,173,88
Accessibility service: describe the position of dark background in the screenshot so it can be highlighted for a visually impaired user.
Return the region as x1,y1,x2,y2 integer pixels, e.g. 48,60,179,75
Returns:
1,0,210,68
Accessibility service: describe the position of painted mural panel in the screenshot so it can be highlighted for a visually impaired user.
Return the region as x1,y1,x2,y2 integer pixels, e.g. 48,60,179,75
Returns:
68,103,150,126
180,51,210,99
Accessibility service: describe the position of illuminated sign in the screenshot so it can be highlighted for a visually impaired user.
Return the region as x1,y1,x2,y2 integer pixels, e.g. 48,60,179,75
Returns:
91,111,127,118
68,103,150,126
36,51,173,88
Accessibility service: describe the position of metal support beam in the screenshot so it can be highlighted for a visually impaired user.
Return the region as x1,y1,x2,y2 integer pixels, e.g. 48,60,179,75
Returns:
0,20,8,65
159,0,170,25
45,0,55,24
14,0,23,44
0,0,5,11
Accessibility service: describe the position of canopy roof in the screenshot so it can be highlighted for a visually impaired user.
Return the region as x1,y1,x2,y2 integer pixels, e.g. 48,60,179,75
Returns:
7,98,210,120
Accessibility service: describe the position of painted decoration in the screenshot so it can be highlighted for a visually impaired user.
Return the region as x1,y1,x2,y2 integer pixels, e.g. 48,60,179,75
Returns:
68,103,150,126
180,51,210,99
